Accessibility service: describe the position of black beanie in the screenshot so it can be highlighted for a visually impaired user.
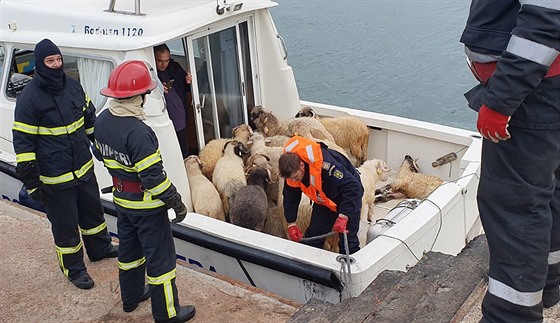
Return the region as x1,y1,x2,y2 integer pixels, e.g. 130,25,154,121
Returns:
34,38,65,93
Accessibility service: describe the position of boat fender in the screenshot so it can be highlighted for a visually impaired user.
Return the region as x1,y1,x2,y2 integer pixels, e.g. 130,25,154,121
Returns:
366,199,420,244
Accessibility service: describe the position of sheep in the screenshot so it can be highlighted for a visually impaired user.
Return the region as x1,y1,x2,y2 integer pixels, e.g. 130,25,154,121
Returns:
249,106,334,141
245,153,281,204
198,124,253,179
263,134,290,148
376,155,444,202
262,201,286,238
229,166,271,231
357,159,392,223
183,155,225,221
296,106,370,166
212,140,249,219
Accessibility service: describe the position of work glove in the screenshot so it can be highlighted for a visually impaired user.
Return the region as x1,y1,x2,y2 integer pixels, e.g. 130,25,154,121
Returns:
333,214,349,234
16,160,41,189
28,183,53,206
477,105,511,143
287,223,303,242
164,190,187,223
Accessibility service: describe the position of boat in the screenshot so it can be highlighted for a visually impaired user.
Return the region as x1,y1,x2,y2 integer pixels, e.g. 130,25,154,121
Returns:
0,0,483,304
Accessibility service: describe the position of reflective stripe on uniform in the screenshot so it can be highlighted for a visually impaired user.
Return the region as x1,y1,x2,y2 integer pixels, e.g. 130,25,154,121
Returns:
16,152,36,163
79,221,107,236
488,277,543,307
135,150,162,172
285,139,299,152
148,268,177,318
118,257,146,271
12,122,39,135
147,177,171,196
102,159,136,173
13,117,85,136
85,127,94,135
40,158,94,185
113,195,166,209
305,145,315,163
507,35,560,66
520,0,560,10
550,250,560,265
55,241,83,278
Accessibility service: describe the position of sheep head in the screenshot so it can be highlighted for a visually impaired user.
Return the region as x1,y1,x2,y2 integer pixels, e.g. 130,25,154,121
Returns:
295,106,316,118
399,155,420,174
373,159,392,182
232,124,253,144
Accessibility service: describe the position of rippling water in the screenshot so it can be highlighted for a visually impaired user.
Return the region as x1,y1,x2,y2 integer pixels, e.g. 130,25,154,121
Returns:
270,0,478,130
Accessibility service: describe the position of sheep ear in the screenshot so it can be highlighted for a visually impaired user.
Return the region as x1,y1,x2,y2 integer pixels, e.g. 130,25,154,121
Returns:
265,168,272,183
311,109,317,118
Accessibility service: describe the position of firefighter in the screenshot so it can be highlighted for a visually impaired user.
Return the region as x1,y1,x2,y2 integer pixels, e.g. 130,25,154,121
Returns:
12,38,118,290
460,1,560,321
279,136,364,254
95,60,195,322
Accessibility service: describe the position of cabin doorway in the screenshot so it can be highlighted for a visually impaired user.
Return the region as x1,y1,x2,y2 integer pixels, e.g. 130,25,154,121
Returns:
187,19,257,147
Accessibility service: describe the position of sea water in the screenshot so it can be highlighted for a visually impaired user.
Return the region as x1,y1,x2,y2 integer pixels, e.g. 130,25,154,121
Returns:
271,0,478,130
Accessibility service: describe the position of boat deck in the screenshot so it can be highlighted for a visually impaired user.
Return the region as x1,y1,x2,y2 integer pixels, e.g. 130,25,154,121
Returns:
0,200,299,322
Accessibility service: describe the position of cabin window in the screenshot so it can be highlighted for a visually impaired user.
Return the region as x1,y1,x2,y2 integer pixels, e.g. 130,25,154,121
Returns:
0,45,5,81
5,48,113,110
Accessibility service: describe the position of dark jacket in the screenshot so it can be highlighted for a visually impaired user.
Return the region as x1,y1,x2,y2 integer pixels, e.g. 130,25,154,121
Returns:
93,109,177,215
283,144,363,223
12,74,95,189
460,0,560,129
157,61,191,115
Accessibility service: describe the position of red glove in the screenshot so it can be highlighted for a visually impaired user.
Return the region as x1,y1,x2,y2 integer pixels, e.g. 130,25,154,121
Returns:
287,224,303,242
477,105,511,143
333,214,349,233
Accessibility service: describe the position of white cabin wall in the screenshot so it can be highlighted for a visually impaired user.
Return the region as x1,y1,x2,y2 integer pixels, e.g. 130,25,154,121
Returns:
253,10,300,119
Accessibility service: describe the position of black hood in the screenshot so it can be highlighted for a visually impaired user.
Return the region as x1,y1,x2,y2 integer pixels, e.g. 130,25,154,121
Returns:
34,39,66,94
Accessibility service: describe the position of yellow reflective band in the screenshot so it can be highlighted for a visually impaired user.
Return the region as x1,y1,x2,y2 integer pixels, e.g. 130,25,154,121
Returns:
85,127,94,135
135,150,162,172
40,159,93,185
56,252,69,277
16,152,36,163
85,94,91,108
147,268,176,285
36,117,84,136
147,177,171,196
79,221,107,236
12,121,39,135
102,159,136,172
118,257,146,271
55,241,83,255
113,196,166,209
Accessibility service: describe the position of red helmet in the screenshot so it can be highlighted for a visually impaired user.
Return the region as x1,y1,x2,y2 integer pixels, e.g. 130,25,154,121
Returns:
100,60,157,99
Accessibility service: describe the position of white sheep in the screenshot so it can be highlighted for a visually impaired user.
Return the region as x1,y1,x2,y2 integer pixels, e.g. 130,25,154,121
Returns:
229,166,271,231
357,159,392,223
198,124,253,179
296,106,370,166
376,155,444,202
183,155,225,221
212,140,249,219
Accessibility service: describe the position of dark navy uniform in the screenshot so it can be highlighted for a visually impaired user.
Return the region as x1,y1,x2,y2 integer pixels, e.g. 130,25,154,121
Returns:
461,1,560,321
283,142,363,254
94,108,183,321
12,40,114,285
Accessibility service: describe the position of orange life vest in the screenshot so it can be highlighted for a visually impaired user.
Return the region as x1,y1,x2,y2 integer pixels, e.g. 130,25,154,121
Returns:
284,136,337,212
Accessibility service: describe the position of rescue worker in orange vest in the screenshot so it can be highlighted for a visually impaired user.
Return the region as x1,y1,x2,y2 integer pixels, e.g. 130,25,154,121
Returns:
279,136,364,254
461,0,559,321
95,60,195,322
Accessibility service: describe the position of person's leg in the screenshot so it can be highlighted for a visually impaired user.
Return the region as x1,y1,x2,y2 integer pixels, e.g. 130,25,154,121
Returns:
303,205,337,250
45,187,89,286
479,126,558,322
176,128,190,159
136,209,194,322
117,211,148,312
544,165,560,308
77,173,115,261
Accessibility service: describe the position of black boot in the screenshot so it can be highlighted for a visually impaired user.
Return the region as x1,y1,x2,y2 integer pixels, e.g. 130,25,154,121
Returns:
69,273,94,290
155,305,196,323
123,285,151,313
543,287,560,308
90,244,119,262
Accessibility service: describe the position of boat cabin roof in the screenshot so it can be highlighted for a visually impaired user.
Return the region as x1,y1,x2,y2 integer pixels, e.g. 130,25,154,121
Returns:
0,0,277,51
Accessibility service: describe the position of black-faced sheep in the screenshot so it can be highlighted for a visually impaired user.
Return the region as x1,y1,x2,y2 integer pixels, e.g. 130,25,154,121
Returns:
229,166,271,231
184,155,225,221
212,140,250,219
198,124,253,179
296,106,370,166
